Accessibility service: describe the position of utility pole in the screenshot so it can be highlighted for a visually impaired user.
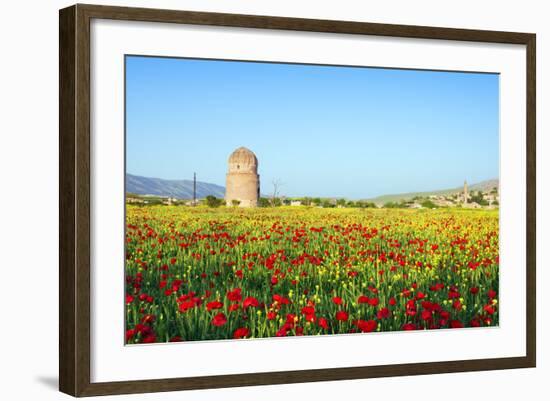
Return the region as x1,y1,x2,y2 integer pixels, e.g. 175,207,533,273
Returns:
193,172,196,206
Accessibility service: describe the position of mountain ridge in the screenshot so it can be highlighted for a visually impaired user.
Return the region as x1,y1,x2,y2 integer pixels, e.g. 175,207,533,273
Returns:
126,173,225,199
126,173,498,204
366,179,499,204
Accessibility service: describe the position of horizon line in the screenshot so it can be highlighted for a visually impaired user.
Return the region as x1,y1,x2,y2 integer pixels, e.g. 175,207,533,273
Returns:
126,172,498,200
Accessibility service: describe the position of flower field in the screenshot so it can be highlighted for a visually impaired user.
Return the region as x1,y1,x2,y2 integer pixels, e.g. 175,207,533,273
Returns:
125,206,499,344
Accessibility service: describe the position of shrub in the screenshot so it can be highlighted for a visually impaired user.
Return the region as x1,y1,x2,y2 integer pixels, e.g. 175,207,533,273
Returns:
206,195,223,208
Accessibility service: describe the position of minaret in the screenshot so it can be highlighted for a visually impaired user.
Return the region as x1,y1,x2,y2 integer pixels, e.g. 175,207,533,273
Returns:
225,147,259,207
463,180,468,204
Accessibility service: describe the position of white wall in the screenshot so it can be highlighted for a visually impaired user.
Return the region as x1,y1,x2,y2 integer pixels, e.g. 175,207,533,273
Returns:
0,1,546,400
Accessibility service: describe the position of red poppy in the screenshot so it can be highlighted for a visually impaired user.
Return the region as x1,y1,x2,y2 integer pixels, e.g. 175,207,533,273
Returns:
285,314,297,325
141,334,157,343
448,289,460,299
227,288,242,302
212,313,228,326
402,323,417,330
357,295,370,304
276,327,288,337
335,311,349,321
304,313,316,323
450,320,464,328
273,294,290,305
135,324,151,336
332,296,343,305
355,319,377,333
318,317,329,330
429,283,445,291
468,261,480,270
421,301,433,310
301,306,315,315
421,310,432,321
470,319,481,327
233,327,250,339
367,297,379,307
405,299,417,316
178,293,190,302
206,301,223,311
452,300,462,311
484,304,495,315
172,279,182,291
243,296,259,308
125,329,135,342
126,294,134,304
377,307,390,319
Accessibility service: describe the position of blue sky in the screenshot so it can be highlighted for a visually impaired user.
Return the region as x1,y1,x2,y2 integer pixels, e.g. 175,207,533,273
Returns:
126,56,499,199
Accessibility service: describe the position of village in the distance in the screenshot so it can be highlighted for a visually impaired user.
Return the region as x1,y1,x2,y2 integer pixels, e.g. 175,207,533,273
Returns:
126,179,499,210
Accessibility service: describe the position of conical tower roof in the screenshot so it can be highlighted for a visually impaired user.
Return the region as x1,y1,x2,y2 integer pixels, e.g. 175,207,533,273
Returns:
228,147,258,166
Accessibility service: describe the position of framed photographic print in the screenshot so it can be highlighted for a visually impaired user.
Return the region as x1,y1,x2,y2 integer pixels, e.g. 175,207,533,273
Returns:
59,4,536,397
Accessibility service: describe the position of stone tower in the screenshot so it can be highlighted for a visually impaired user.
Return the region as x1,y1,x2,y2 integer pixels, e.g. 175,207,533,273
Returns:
225,147,260,207
463,180,469,204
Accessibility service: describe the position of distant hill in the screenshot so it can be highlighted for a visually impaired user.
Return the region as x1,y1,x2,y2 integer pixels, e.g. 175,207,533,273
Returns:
367,179,499,205
126,174,225,199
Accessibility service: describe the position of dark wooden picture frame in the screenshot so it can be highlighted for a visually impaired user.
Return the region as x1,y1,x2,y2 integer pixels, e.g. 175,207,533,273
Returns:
59,3,536,397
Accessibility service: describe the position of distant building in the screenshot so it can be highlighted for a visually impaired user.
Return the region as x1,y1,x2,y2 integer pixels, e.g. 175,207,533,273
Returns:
433,199,455,207
463,180,469,204
225,147,260,207
126,197,145,204
463,201,481,209
290,200,302,206
162,197,177,205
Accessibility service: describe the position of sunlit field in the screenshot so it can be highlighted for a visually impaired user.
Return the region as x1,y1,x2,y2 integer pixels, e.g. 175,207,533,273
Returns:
125,206,499,344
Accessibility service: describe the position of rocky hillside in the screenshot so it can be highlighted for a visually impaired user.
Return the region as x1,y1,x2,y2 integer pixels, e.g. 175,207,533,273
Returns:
126,174,225,199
